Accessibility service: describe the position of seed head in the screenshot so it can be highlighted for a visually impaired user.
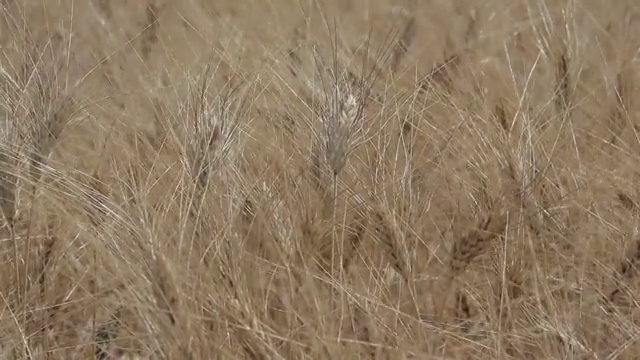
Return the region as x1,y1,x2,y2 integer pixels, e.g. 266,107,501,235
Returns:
320,82,363,176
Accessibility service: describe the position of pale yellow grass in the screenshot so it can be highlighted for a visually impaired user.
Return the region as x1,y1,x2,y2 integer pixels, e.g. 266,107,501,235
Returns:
0,0,639,359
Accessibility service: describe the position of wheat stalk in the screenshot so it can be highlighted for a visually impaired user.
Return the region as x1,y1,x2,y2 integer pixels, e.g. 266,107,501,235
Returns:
313,209,365,277
0,86,26,355
182,67,247,257
310,43,379,282
22,91,73,324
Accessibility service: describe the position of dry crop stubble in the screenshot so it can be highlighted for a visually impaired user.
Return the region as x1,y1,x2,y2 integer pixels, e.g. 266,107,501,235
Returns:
1,0,640,359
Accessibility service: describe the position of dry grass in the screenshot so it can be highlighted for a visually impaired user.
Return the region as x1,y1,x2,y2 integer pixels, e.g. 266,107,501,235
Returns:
1,0,640,358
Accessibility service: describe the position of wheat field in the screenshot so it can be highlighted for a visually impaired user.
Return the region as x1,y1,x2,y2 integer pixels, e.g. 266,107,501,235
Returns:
0,0,639,358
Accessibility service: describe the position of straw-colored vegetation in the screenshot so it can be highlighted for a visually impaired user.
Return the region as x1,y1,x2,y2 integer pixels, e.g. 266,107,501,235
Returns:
0,0,639,358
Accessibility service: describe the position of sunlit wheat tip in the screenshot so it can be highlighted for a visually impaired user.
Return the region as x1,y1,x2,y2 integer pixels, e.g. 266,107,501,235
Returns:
320,82,363,176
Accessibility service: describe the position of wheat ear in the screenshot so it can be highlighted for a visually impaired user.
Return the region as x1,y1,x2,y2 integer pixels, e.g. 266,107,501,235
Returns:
85,172,111,227
449,207,507,277
453,290,472,333
606,237,640,310
151,252,192,360
609,71,629,146
28,93,74,187
388,7,415,73
341,211,366,274
319,80,364,177
419,54,459,93
494,100,510,134
617,191,638,213
370,205,411,283
94,310,121,360
0,120,17,228
554,51,570,119
493,260,526,330
140,1,161,60
314,58,372,280
601,181,638,314
151,254,180,327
